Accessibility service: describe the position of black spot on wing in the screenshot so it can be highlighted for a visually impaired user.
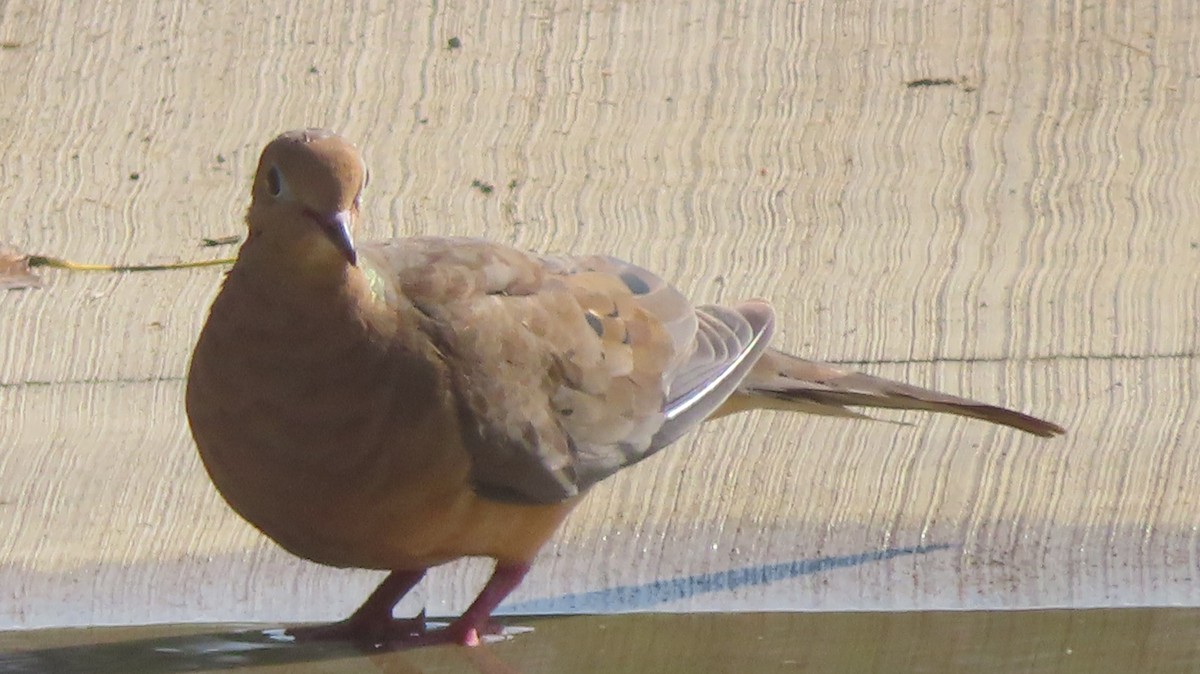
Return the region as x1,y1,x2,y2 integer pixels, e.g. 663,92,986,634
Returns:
585,312,604,337
619,271,652,295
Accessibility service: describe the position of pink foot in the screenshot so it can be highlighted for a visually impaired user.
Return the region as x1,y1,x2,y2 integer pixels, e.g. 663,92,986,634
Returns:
399,617,505,648
287,609,427,647
288,613,507,650
284,563,529,651
410,562,530,648
285,569,427,649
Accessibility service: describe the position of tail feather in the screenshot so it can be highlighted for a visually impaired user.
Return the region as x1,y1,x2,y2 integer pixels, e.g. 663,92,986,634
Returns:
713,349,1065,438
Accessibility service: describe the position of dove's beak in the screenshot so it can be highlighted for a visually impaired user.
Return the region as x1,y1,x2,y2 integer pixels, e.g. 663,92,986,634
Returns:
309,209,357,266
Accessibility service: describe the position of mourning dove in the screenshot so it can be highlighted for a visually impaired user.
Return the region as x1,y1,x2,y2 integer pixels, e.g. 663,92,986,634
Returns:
186,129,1064,649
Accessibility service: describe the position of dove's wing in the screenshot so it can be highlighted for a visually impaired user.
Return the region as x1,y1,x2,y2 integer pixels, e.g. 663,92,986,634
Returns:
360,237,774,504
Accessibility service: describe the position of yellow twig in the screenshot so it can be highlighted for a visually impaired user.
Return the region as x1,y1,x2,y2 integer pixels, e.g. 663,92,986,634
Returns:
27,255,235,272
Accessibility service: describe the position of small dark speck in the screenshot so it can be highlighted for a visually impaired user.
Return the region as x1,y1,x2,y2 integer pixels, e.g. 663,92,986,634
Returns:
471,179,494,195
559,408,574,417
713,274,726,287
906,77,957,88
418,118,429,124
508,179,518,189
1191,242,1199,249
308,65,319,74
129,172,140,181
1,42,23,50
216,154,226,163
447,37,462,49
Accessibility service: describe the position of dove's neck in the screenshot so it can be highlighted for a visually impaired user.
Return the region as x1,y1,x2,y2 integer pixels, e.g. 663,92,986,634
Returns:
198,243,410,461
241,226,348,279
232,233,371,307
216,238,398,357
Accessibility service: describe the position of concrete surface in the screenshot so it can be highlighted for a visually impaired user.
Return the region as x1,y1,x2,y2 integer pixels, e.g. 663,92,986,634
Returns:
1,0,1198,629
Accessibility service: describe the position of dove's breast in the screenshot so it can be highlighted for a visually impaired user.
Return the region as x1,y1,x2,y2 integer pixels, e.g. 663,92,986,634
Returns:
186,266,576,570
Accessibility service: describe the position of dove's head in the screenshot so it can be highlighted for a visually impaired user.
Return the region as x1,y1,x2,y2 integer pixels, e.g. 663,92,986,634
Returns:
246,129,368,272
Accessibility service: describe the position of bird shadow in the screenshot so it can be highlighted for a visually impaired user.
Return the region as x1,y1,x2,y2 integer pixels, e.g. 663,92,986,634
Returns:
503,542,954,613
0,543,953,673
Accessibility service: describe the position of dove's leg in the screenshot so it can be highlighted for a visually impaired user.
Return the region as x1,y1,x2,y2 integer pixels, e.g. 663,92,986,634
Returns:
287,569,427,645
419,562,532,647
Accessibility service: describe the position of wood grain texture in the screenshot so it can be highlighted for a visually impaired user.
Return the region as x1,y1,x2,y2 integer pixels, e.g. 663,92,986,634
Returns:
0,0,1197,627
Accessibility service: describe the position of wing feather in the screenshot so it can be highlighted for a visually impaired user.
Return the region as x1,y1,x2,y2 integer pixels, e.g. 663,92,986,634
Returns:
362,238,775,503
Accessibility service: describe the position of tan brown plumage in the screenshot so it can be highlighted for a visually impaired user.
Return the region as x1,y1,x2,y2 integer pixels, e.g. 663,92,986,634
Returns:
185,128,1064,649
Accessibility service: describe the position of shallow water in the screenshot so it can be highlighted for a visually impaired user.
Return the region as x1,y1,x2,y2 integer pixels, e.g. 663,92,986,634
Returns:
2,609,1198,673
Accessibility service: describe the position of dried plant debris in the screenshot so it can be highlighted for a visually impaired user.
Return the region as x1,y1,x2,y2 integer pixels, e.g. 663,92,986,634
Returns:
0,244,42,289
906,77,957,88
201,235,242,247
2,242,235,291
906,76,976,92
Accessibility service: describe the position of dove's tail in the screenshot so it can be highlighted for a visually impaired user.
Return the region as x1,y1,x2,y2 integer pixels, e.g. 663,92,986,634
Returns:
711,348,1065,438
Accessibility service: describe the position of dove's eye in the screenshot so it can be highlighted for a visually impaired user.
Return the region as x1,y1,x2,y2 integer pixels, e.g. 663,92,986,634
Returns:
266,166,283,197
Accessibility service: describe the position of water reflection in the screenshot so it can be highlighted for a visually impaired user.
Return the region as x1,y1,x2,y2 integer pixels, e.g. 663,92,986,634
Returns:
0,624,530,673
4,608,1197,673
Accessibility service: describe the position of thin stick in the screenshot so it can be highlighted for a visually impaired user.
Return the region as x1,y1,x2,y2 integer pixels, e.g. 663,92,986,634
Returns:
27,255,235,273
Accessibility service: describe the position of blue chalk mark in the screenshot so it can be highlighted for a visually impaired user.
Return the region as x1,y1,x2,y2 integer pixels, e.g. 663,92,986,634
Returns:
501,543,955,614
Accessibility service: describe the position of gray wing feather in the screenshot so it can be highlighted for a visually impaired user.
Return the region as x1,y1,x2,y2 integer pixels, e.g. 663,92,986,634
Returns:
649,301,775,451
